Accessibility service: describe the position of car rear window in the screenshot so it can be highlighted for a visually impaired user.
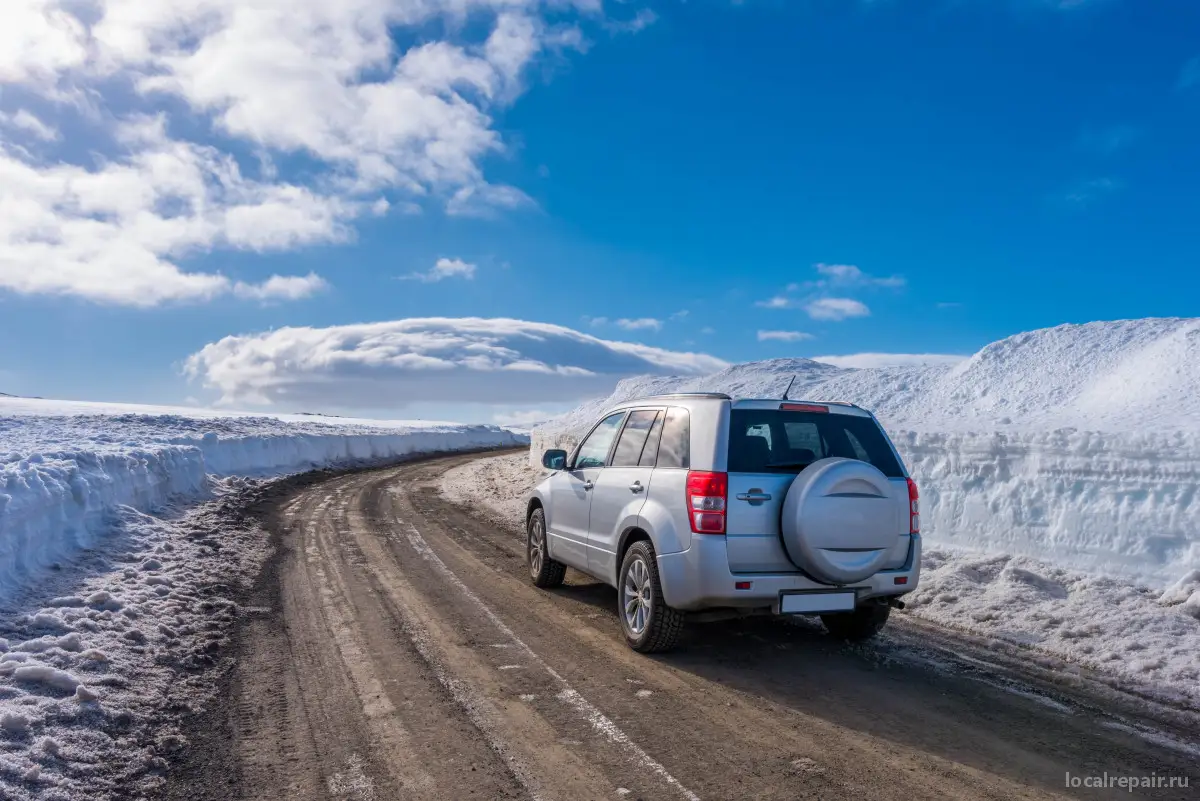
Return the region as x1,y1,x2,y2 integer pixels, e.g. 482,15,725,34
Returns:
727,409,904,477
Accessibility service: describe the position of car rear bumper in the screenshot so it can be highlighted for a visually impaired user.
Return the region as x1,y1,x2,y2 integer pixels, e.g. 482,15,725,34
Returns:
656,534,920,612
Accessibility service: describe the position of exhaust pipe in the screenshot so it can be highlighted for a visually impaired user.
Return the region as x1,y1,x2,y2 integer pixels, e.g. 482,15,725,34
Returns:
887,597,906,610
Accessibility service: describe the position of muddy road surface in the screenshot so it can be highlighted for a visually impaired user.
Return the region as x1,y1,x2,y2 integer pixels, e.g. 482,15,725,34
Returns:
166,451,1197,801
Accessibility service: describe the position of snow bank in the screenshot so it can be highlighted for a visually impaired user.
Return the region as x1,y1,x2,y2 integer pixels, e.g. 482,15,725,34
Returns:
0,485,275,799
1,398,525,603
907,550,1200,710
531,318,1200,586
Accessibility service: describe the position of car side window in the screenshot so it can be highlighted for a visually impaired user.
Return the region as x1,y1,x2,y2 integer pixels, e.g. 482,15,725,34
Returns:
611,410,659,467
638,411,665,467
657,408,690,468
573,412,626,469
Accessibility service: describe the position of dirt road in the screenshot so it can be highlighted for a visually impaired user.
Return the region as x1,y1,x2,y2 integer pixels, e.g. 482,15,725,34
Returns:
166,451,1197,801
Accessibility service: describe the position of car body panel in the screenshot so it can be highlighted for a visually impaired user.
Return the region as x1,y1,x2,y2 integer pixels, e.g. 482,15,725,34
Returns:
586,465,653,582
657,533,921,611
544,468,597,571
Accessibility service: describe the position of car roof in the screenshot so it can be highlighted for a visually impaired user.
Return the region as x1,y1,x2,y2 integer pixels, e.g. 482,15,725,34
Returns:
602,395,873,418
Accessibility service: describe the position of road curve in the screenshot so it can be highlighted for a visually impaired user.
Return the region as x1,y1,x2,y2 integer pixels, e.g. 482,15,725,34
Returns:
166,450,1197,801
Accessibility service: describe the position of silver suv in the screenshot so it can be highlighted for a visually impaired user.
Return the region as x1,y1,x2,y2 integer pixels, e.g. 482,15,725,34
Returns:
526,393,920,652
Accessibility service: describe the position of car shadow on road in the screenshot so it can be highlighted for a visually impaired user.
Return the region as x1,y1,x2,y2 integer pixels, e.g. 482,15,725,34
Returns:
545,574,1197,801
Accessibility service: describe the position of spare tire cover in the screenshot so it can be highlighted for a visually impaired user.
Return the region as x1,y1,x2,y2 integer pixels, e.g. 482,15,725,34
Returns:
781,457,898,585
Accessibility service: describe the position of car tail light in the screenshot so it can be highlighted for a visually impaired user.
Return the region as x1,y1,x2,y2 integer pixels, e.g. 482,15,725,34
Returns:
686,471,727,534
906,477,920,534
780,403,829,413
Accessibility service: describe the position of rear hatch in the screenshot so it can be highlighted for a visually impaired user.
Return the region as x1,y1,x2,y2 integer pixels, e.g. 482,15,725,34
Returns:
723,403,912,575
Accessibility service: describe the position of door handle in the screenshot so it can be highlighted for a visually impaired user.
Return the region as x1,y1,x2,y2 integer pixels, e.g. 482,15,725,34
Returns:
736,490,772,503
629,481,644,493
583,480,594,490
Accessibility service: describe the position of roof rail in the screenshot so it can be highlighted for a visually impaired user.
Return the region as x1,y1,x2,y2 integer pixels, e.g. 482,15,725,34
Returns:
639,392,732,401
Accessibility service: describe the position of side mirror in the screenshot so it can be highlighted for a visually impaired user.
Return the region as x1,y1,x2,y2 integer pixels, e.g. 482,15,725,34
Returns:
542,449,568,471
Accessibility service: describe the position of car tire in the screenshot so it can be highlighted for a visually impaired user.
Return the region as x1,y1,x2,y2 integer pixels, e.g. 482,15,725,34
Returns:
821,603,890,641
619,540,685,653
527,507,566,588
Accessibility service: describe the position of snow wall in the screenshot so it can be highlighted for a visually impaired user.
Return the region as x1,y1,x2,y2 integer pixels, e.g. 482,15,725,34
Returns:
1,408,526,602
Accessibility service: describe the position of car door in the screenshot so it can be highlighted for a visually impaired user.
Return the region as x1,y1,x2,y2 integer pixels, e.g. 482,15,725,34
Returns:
586,409,663,585
548,411,626,571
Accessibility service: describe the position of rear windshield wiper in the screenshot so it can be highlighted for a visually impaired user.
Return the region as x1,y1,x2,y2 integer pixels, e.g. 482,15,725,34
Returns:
763,461,814,469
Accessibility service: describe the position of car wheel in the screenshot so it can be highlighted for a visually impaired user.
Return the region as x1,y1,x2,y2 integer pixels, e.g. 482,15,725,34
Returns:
619,540,685,653
527,507,566,588
821,603,890,641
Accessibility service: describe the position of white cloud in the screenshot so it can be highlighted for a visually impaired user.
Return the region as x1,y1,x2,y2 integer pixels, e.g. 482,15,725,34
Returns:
403,257,477,282
606,9,657,33
233,273,328,302
804,297,870,321
755,296,796,309
0,0,88,85
759,263,901,312
812,353,966,369
184,317,730,407
582,315,608,327
669,309,689,321
0,118,345,305
810,263,904,289
757,330,813,343
615,317,663,331
0,109,59,141
446,183,535,218
0,1,622,306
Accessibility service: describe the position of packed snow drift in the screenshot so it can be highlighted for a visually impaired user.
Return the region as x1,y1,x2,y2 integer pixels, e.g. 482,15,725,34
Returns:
0,397,526,604
532,318,1200,588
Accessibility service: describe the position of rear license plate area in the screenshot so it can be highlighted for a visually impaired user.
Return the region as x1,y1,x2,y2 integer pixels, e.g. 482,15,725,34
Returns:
779,591,856,614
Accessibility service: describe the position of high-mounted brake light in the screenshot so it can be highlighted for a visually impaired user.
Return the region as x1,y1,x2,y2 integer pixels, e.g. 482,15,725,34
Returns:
906,478,920,534
780,403,829,413
686,471,727,534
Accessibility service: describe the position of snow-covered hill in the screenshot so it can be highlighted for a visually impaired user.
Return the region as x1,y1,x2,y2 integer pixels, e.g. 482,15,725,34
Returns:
815,317,1200,432
1,398,526,603
532,318,1200,587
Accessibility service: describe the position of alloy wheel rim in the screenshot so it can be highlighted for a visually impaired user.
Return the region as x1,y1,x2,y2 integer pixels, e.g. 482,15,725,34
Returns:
529,517,544,576
623,557,653,635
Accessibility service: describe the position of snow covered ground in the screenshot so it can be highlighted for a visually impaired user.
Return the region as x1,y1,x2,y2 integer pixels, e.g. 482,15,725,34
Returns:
0,487,270,799
0,398,525,799
439,451,1200,711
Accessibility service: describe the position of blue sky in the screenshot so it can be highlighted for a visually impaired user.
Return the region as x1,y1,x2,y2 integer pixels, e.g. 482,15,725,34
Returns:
2,0,1199,423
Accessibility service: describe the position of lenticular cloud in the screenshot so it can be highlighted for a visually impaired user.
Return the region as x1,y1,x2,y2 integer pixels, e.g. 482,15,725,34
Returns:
185,317,730,406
